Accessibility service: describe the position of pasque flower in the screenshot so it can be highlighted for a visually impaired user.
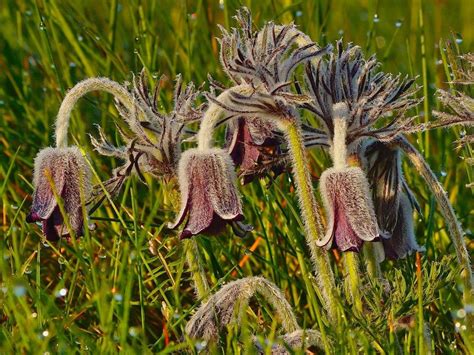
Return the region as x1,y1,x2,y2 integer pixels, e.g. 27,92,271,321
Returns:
364,140,424,259
318,166,379,252
169,148,252,238
381,193,425,260
26,146,91,241
317,103,379,252
226,117,285,183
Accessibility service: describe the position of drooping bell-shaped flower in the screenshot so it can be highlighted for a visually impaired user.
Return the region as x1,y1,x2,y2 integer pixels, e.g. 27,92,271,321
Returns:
26,146,91,241
317,103,379,252
364,140,424,259
318,166,379,252
226,117,285,183
382,193,425,260
169,148,252,238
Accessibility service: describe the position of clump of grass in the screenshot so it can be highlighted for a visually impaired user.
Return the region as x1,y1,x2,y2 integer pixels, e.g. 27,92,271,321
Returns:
0,1,472,353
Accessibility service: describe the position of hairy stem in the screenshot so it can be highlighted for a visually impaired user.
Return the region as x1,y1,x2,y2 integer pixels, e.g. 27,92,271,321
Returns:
196,84,253,150
364,242,382,282
397,136,473,333
55,77,136,148
183,238,210,300
344,252,363,314
284,121,338,321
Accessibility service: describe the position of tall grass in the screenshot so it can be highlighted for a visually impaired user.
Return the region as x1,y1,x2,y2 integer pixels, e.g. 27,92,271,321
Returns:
0,0,472,353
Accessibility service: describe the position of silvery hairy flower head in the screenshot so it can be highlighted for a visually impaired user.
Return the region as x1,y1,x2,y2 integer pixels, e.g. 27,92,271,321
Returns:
210,7,331,179
364,140,424,259
169,148,252,238
318,166,379,252
302,40,421,151
88,70,204,208
26,146,91,241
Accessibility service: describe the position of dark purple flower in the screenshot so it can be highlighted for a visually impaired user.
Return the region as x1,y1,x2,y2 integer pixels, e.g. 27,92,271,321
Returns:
382,193,425,260
226,117,285,184
364,140,424,259
169,148,252,238
318,167,379,252
26,146,91,241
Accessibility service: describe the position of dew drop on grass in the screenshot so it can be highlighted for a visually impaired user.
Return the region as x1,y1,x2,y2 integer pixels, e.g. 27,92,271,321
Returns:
128,327,139,337
77,35,83,42
295,10,303,17
55,288,68,297
31,312,38,318
69,62,77,68
395,20,403,28
24,267,32,275
25,10,32,16
440,170,447,177
455,35,463,44
13,285,26,297
0,100,4,106
195,340,207,351
95,36,100,41
456,308,466,318
373,14,380,23
113,293,123,302
39,22,46,31
42,330,49,337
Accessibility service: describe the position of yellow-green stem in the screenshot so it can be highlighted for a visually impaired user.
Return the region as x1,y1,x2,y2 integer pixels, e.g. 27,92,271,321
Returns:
343,252,363,315
184,238,210,301
364,242,382,282
285,121,338,321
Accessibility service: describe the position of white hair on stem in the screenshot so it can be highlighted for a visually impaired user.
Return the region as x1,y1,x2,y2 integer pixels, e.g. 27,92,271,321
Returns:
196,84,254,150
331,102,349,169
55,77,136,148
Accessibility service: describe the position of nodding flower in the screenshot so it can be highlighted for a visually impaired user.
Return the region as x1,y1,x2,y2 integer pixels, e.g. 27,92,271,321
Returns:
169,148,252,238
364,140,424,259
317,103,379,252
381,193,425,260
226,117,285,184
318,166,379,252
26,146,91,241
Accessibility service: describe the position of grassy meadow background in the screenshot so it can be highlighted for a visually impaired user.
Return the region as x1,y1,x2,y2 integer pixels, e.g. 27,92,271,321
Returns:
0,0,473,353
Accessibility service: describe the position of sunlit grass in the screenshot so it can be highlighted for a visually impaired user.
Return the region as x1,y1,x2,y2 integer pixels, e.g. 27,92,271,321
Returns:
0,0,472,353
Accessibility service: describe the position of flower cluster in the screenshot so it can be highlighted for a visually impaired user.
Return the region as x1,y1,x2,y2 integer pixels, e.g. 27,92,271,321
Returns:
25,8,473,350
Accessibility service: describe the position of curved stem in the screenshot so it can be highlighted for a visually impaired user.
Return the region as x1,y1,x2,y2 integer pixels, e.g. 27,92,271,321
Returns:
285,121,338,321
196,84,253,150
55,77,136,148
184,238,210,301
396,136,473,332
